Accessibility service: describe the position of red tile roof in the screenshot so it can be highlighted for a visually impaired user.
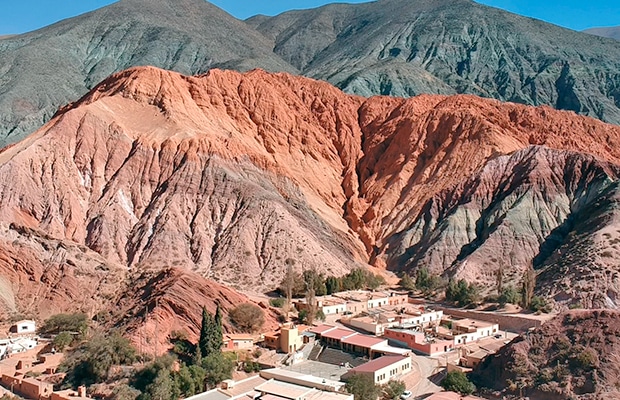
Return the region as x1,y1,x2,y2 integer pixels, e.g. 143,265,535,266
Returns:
308,324,337,334
348,356,409,373
341,334,386,348
320,328,356,340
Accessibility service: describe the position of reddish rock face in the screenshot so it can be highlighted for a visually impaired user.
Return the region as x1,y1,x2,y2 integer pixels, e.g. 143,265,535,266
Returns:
2,66,620,324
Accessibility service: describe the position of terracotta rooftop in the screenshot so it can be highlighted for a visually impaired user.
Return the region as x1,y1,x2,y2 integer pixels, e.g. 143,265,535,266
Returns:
341,334,386,348
308,325,337,335
347,355,409,373
320,328,356,340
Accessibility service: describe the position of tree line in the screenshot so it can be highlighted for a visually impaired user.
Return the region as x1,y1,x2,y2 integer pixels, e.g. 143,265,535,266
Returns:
399,264,550,312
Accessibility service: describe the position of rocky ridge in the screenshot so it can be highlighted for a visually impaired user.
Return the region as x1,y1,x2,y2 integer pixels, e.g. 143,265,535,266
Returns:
472,310,620,399
2,0,620,149
2,67,620,311
249,0,620,124
0,0,294,147
584,26,620,41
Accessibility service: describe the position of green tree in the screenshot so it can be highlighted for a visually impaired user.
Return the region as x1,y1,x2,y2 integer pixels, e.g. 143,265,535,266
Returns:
445,279,479,306
442,371,476,395
415,267,442,293
366,272,386,290
175,364,197,397
529,296,551,313
521,264,536,309
298,309,309,324
498,286,520,307
213,305,224,353
345,374,381,400
326,276,342,294
342,268,367,290
229,303,265,333
40,313,89,336
132,355,176,394
53,331,74,351
141,368,179,400
398,273,415,291
199,307,214,358
202,352,234,389
381,380,406,400
111,384,140,400
62,332,138,386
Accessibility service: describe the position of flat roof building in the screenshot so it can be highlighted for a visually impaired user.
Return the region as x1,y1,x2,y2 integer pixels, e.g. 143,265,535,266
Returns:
341,356,413,385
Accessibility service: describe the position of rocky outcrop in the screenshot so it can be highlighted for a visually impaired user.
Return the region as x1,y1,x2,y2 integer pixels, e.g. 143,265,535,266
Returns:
386,146,620,298
117,268,279,355
250,0,620,125
472,310,620,399
3,67,620,311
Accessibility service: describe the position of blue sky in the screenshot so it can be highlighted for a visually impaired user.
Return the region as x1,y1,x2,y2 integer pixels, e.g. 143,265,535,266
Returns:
0,0,618,35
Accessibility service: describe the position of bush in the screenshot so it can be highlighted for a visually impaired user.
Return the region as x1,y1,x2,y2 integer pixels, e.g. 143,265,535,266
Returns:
345,374,381,400
445,279,479,306
53,332,74,351
40,313,89,336
442,371,476,395
398,273,415,291
498,286,520,306
229,303,265,333
269,298,286,308
416,267,443,294
62,332,138,386
530,296,551,313
381,380,405,400
243,361,261,373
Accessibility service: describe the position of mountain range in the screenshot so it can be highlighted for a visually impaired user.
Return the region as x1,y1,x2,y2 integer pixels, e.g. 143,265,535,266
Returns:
584,26,620,41
2,66,620,322
1,0,620,148
3,0,620,339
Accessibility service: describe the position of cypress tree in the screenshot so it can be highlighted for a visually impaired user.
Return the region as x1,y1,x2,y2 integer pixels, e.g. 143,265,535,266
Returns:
212,304,223,353
198,306,213,358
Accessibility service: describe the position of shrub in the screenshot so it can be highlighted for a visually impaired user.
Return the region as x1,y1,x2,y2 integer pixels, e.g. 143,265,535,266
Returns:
269,298,286,308
53,332,74,351
442,371,476,395
498,286,520,306
345,374,381,400
530,296,551,313
445,279,479,306
229,303,265,333
381,380,405,400
398,274,415,291
61,332,138,386
40,313,89,336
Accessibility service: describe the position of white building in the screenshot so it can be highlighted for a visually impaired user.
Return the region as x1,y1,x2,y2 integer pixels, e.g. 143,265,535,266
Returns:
342,355,412,385
450,319,499,346
10,320,36,335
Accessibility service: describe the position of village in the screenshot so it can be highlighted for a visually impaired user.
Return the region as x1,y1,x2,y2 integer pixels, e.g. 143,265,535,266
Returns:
0,286,546,400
